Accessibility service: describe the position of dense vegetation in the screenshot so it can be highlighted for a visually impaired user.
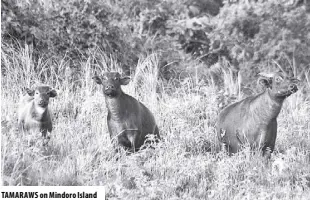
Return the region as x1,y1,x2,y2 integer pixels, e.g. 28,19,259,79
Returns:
1,0,310,199
2,0,310,84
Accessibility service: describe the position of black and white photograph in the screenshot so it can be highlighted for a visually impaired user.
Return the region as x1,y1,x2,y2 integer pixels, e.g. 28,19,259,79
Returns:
1,0,310,199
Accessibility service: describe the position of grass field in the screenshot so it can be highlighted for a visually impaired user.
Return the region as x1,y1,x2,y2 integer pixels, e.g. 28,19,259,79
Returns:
1,45,310,199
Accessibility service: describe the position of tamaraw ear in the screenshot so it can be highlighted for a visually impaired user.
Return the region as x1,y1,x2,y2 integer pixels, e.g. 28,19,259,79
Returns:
258,72,274,89
48,89,57,98
258,77,272,88
92,75,102,85
120,76,131,85
26,88,35,96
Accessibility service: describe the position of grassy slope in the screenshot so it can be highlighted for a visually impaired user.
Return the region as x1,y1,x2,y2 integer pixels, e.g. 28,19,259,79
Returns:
1,46,310,199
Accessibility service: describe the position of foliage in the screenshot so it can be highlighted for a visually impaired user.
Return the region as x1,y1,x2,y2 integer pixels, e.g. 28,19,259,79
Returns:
1,0,310,84
1,0,223,71
209,1,310,78
1,0,138,70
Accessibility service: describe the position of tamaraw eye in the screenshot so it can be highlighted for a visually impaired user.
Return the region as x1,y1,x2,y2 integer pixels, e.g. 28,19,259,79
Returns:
114,77,120,81
275,76,282,82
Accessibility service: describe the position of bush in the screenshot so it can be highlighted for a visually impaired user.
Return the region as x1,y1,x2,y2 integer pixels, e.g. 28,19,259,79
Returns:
2,0,309,86
209,1,310,78
1,0,139,70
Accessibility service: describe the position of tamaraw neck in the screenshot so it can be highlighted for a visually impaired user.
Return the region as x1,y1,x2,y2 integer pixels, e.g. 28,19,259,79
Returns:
105,91,127,121
31,102,49,121
249,89,284,122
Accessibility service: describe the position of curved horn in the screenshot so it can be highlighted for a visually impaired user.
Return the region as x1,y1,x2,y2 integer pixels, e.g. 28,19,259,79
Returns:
272,60,289,76
258,72,274,78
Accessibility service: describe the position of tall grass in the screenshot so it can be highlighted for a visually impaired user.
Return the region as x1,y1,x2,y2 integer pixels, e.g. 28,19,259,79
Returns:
1,44,310,199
